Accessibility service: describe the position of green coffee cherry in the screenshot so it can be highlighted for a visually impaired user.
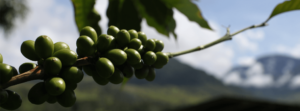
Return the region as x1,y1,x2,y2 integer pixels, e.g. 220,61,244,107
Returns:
131,60,144,70
145,39,156,51
121,65,134,78
60,66,84,83
128,38,142,50
45,77,66,96
20,40,40,61
97,34,116,52
95,58,115,78
28,82,48,105
0,63,13,84
80,26,98,43
146,67,155,81
143,51,157,66
125,49,141,65
0,89,8,104
116,29,131,48
47,95,57,104
92,72,109,85
107,25,119,37
44,57,62,76
128,29,138,40
57,89,76,107
82,65,97,76
109,68,124,84
154,39,164,52
106,49,127,66
19,62,36,74
77,46,94,57
53,49,78,66
54,42,70,52
35,35,54,59
11,66,18,76
76,35,96,56
153,52,169,69
38,58,44,66
65,82,77,90
137,45,145,55
76,48,85,57
138,32,147,46
0,90,22,110
135,65,149,79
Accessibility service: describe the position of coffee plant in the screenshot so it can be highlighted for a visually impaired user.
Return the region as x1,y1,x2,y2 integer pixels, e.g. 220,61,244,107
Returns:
0,0,300,110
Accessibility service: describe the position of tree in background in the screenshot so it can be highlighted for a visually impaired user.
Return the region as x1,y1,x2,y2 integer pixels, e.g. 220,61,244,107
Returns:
0,0,27,37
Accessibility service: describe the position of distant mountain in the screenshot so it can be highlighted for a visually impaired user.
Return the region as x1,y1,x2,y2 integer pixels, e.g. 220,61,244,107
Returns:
224,54,300,102
129,58,247,97
226,55,300,82
128,55,300,103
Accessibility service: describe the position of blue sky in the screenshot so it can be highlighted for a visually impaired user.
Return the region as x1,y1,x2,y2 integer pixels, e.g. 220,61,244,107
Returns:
1,0,300,87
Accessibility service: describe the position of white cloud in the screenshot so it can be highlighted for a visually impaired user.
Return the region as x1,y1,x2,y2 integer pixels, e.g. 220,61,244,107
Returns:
275,44,300,58
223,61,274,88
237,56,256,66
243,62,273,87
245,30,265,40
290,75,300,88
234,34,258,51
232,30,265,52
223,71,243,85
244,73,273,88
245,62,264,76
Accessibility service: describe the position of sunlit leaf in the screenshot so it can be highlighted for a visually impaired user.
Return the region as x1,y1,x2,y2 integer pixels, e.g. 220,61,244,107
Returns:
161,0,212,30
107,0,142,31
72,0,102,34
133,0,177,39
266,0,300,22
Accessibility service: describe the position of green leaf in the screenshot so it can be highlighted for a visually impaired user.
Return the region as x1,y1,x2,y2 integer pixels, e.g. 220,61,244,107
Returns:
266,0,300,22
161,0,212,30
72,0,102,34
107,0,142,31
133,0,177,39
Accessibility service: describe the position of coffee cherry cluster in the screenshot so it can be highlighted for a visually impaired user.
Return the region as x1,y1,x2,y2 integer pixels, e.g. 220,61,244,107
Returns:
1,35,82,109
0,53,21,110
77,26,169,86
0,25,170,109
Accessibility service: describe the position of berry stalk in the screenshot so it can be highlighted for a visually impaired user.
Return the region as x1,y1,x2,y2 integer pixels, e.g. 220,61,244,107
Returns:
167,23,268,58
0,57,94,89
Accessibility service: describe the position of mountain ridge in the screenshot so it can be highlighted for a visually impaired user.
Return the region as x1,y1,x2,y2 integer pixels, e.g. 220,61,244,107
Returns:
223,54,300,102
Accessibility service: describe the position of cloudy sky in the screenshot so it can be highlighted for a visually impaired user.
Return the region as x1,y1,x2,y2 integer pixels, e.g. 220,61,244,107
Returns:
1,0,300,87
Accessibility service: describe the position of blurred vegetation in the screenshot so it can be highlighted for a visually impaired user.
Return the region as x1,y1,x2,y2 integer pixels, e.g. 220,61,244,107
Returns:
0,78,209,111
72,0,212,40
0,0,27,37
0,59,238,111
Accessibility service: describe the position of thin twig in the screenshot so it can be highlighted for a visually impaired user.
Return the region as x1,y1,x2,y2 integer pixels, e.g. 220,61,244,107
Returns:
0,56,94,89
168,22,267,58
